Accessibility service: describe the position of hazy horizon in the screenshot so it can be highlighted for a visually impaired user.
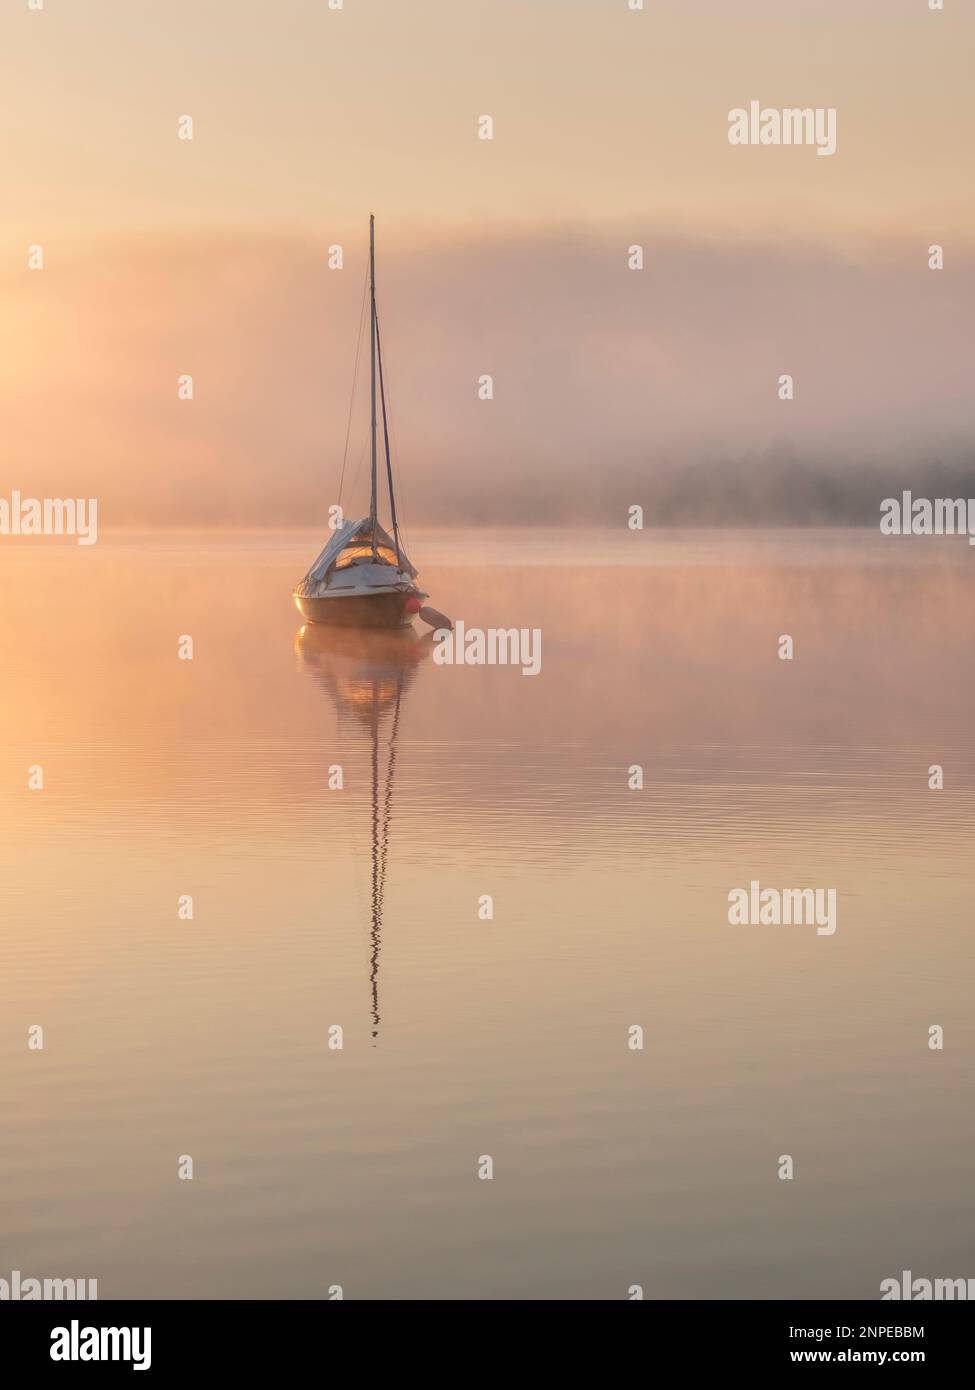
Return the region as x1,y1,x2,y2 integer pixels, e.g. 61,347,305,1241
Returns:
4,228,973,528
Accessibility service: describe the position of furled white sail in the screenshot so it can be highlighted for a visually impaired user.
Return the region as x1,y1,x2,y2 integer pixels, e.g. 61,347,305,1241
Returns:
295,517,417,598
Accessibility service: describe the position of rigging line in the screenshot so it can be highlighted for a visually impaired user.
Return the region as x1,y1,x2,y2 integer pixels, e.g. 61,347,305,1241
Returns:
336,258,370,514
347,432,369,514
373,315,412,561
375,311,402,566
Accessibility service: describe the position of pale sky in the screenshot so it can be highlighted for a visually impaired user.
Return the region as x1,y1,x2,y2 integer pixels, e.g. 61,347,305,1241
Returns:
2,0,972,248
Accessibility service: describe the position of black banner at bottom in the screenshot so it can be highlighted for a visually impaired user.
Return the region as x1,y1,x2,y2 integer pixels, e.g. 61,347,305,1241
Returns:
2,1298,969,1374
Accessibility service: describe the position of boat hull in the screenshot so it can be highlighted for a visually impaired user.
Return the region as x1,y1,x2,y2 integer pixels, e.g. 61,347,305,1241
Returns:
293,590,415,629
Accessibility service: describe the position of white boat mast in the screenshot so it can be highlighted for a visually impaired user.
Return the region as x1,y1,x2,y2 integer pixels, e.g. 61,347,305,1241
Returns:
369,213,378,556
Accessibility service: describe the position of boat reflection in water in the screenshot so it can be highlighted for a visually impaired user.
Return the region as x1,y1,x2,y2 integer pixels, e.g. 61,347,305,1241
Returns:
294,623,434,1041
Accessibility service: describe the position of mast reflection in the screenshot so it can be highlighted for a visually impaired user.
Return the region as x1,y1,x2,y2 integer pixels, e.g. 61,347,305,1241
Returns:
294,624,433,1042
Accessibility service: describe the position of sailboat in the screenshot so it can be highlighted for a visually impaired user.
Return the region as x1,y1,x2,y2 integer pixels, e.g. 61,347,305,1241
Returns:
293,215,429,629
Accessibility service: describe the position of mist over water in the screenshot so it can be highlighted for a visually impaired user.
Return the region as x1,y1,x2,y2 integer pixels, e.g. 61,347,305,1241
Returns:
2,529,973,1298
4,231,972,527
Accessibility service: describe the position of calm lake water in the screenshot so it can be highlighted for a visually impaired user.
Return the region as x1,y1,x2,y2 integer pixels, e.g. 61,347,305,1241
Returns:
1,528,973,1300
